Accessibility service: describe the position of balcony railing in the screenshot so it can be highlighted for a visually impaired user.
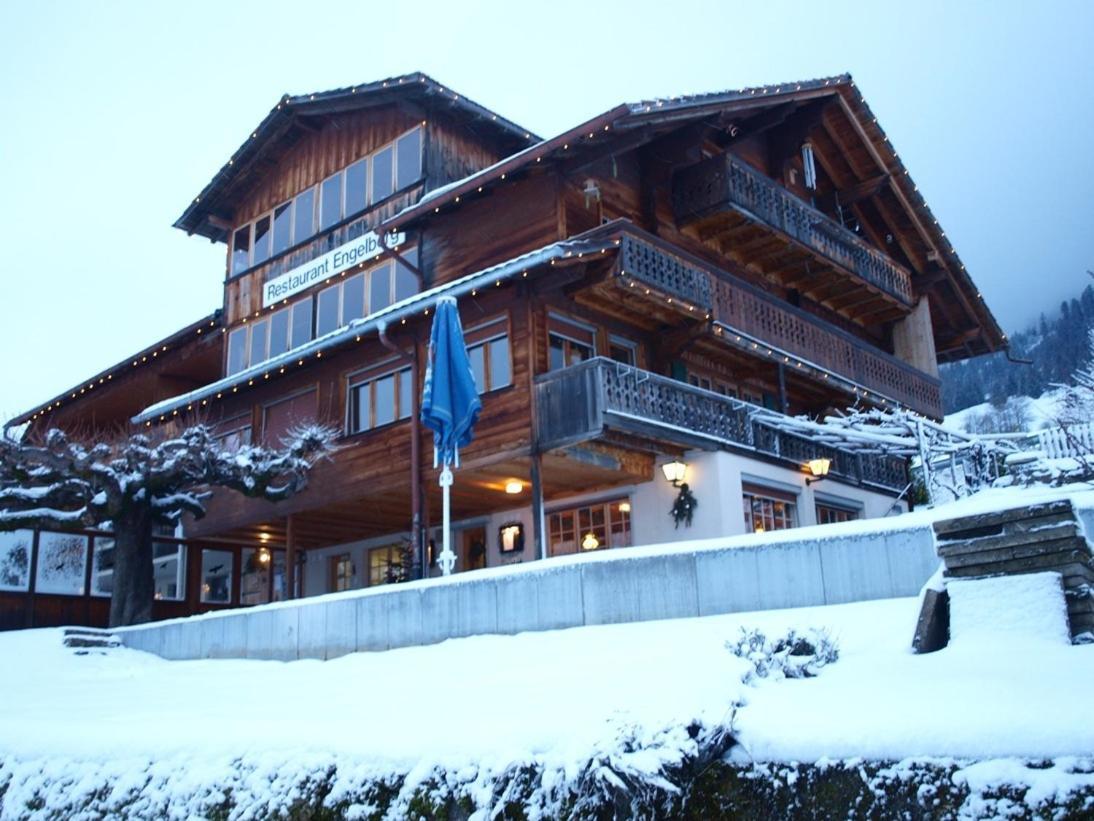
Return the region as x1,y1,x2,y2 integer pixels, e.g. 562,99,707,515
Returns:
672,154,914,305
603,230,942,418
535,358,908,492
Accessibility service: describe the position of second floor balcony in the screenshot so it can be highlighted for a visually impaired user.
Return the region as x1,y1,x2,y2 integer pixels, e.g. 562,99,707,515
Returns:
671,153,914,312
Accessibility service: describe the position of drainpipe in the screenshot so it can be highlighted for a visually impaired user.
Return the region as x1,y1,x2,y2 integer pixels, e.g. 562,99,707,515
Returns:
378,320,423,579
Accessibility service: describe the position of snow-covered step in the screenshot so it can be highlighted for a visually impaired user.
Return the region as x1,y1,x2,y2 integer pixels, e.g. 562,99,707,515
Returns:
62,627,121,651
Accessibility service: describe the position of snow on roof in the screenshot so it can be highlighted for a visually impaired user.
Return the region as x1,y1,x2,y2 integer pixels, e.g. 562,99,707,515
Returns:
132,235,619,425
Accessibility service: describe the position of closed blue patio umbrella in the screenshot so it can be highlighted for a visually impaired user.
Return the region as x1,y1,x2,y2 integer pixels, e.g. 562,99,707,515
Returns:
420,296,482,575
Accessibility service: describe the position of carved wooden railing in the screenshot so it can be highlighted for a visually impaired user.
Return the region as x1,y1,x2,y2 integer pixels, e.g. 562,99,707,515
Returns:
618,235,714,309
712,276,942,418
672,154,914,305
606,230,942,418
535,358,908,492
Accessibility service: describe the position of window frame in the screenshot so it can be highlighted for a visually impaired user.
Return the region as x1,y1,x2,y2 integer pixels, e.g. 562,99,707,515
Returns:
547,497,632,556
465,315,512,395
742,484,799,534
345,361,414,436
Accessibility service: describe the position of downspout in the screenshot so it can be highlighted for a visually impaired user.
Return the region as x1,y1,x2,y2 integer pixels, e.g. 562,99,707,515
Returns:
378,320,423,579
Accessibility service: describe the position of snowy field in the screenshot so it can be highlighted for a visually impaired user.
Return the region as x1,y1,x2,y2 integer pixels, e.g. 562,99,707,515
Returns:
1,587,1093,812
2,484,1094,816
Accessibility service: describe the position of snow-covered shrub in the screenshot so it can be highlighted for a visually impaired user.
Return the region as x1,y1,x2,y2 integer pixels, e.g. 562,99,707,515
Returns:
726,627,839,684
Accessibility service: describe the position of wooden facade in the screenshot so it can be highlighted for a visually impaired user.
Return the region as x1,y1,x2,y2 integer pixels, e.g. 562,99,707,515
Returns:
8,72,1004,622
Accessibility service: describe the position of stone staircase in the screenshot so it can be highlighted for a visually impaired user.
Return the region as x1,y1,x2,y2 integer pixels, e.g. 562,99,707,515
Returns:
933,500,1094,641
62,627,121,655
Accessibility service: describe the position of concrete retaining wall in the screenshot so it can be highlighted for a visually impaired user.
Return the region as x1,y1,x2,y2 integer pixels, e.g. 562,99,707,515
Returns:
118,522,939,661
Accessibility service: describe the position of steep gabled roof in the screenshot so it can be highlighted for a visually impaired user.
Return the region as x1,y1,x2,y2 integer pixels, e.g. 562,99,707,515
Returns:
376,74,1005,360
176,72,538,241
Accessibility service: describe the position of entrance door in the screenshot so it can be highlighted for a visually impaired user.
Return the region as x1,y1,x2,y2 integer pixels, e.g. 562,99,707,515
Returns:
461,527,487,571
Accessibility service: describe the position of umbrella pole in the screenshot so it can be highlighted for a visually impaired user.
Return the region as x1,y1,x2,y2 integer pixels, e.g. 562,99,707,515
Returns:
438,465,456,575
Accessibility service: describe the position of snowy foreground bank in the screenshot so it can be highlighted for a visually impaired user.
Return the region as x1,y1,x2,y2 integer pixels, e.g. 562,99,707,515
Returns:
2,587,1094,818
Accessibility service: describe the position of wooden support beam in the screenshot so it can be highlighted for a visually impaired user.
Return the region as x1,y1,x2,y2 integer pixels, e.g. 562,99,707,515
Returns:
285,514,297,600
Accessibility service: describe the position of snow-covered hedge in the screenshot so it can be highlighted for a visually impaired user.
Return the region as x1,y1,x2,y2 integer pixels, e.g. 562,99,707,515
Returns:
3,751,1093,819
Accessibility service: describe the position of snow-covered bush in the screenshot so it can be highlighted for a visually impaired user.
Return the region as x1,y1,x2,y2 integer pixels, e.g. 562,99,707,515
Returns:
726,627,839,684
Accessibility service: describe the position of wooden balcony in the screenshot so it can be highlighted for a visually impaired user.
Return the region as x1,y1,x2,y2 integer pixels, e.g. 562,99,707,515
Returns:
535,358,908,492
672,154,914,314
577,231,942,418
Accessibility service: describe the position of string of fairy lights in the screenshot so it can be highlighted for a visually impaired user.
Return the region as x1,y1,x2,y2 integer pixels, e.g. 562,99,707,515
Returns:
28,76,990,427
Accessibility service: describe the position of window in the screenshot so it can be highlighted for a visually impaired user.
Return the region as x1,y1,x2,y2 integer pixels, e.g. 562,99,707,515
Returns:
231,225,251,275
372,144,394,203
215,415,252,452
344,158,368,217
816,502,860,525
320,172,343,232
263,389,317,445
252,214,272,266
368,544,407,586
293,188,316,245
248,317,269,367
268,307,290,359
90,536,114,596
200,548,233,604
35,532,88,595
608,337,637,366
0,530,32,592
228,127,423,273
348,366,413,434
153,542,186,601
548,499,631,556
548,315,596,371
290,299,312,350
396,128,422,189
688,373,713,391
466,317,511,394
272,202,293,256
342,272,366,324
227,327,247,375
742,486,798,533
241,547,272,605
394,247,419,301
370,261,393,314
317,284,340,337
330,553,354,592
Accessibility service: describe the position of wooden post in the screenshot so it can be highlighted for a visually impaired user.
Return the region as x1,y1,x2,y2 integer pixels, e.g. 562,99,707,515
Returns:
531,452,547,560
285,514,297,600
777,362,789,414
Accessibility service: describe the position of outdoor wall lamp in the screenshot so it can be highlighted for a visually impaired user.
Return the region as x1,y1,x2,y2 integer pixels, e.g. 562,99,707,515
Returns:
661,460,688,487
257,547,271,565
581,532,600,551
805,458,832,485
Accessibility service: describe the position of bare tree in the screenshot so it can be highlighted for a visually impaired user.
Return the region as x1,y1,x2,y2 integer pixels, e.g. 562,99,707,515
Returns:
0,424,334,626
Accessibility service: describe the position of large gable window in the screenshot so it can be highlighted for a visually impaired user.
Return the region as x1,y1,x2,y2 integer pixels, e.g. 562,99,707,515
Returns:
229,126,424,276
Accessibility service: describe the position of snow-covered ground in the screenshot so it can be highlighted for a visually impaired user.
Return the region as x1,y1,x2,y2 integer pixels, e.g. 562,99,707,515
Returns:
944,387,1069,434
2,584,1093,802
2,485,1094,816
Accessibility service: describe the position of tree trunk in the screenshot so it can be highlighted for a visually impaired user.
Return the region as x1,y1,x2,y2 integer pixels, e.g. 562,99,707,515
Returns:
109,506,155,627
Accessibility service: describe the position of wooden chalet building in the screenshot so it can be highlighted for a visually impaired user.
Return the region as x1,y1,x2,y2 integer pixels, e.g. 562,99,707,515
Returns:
2,72,1004,627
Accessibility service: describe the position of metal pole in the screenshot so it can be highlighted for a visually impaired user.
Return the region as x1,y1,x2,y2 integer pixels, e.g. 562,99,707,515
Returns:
438,466,455,575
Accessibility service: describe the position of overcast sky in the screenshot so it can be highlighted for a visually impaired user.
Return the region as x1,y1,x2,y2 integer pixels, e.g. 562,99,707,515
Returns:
1,0,1091,419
